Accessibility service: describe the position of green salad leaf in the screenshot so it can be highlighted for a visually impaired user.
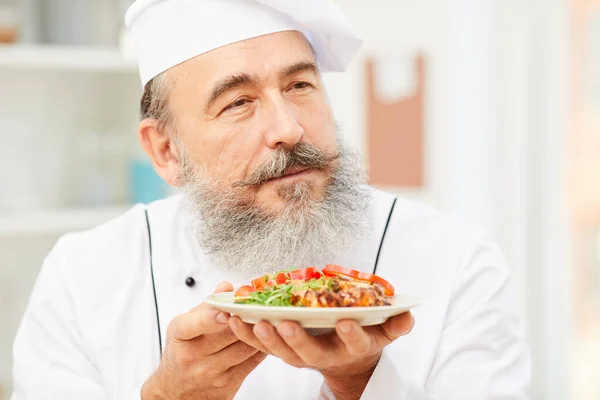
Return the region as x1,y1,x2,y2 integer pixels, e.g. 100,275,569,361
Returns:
236,277,329,307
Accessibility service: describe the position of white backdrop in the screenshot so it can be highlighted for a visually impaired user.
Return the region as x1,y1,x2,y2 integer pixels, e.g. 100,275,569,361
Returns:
326,1,572,398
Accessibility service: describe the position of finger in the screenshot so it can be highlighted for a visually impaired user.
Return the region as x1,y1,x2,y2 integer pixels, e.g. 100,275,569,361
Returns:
335,320,372,357
214,282,234,293
213,351,268,389
366,312,415,348
229,317,271,354
208,281,234,327
171,283,235,341
233,351,268,377
204,341,259,374
172,306,229,341
276,321,330,367
196,325,241,355
252,321,304,366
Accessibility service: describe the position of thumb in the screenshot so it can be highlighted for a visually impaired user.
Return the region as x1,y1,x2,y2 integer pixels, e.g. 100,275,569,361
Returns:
214,281,234,294
384,311,415,339
370,311,415,346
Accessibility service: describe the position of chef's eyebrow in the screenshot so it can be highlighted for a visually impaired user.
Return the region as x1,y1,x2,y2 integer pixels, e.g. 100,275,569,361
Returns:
204,61,319,111
279,61,319,80
205,73,258,111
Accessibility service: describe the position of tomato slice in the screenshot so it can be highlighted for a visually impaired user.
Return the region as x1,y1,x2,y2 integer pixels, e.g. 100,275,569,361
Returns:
322,265,368,279
370,275,395,296
251,276,265,290
251,275,273,290
251,272,290,289
275,272,288,284
235,285,255,298
322,265,395,296
250,267,321,290
289,266,321,281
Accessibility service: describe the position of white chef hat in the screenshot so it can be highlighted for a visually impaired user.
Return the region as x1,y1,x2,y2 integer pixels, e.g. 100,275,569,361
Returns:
125,0,362,88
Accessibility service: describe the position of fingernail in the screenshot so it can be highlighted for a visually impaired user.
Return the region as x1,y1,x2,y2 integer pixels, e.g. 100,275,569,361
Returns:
279,324,295,337
216,312,229,324
339,323,353,334
215,282,234,293
255,325,270,339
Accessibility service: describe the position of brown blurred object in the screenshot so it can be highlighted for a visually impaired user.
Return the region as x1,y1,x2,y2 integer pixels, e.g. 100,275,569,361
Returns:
0,4,17,43
366,55,425,188
569,0,600,398
570,0,600,327
0,26,17,43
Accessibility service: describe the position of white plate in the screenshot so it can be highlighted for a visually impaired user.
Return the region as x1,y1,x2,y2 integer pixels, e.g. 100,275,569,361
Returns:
205,292,421,329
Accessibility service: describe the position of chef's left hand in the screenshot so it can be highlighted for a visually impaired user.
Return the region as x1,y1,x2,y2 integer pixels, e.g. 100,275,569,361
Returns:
229,312,414,400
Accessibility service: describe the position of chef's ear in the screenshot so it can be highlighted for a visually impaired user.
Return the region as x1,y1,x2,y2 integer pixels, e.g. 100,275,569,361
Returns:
137,118,182,187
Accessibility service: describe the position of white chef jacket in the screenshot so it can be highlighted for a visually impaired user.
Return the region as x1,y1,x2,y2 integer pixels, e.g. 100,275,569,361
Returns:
12,187,530,399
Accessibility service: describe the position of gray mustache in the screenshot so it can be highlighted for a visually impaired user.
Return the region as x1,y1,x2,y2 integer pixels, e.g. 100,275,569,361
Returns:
232,142,339,188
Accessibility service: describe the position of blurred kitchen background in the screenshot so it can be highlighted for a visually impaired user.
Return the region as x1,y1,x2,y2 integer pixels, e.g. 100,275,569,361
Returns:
0,0,598,398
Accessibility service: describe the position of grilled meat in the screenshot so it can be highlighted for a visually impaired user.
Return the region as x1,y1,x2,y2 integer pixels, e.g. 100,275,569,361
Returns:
291,276,390,307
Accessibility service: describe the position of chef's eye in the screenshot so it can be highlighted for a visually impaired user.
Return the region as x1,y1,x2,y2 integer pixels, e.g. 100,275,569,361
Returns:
226,98,250,110
290,82,313,91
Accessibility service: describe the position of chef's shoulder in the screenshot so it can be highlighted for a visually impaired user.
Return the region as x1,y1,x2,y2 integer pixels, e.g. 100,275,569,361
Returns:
370,187,512,330
49,195,183,289
371,187,507,277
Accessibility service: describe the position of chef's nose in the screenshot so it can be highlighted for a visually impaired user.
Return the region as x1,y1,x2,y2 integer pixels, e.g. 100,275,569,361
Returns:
262,95,304,149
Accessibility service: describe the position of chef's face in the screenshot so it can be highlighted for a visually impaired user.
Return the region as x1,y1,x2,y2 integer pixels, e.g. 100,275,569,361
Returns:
152,31,339,213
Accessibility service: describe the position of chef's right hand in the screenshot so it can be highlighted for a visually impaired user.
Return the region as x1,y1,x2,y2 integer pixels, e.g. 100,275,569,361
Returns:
141,282,266,400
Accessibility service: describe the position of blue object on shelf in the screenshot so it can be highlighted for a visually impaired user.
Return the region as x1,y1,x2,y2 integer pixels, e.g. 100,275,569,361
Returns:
129,158,167,204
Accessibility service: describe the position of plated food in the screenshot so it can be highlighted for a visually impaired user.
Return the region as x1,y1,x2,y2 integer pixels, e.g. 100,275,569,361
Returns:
205,267,420,328
233,265,396,308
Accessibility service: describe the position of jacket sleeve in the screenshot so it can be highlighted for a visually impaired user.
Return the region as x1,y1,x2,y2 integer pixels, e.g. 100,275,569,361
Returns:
361,234,531,399
11,237,106,400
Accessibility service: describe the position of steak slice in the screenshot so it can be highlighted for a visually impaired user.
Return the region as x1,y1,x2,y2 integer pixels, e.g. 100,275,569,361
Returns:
291,277,390,307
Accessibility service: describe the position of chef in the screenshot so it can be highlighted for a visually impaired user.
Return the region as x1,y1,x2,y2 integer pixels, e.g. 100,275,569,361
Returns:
11,0,530,399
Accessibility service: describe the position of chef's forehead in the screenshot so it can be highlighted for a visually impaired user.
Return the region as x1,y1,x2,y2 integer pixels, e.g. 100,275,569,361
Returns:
164,31,319,101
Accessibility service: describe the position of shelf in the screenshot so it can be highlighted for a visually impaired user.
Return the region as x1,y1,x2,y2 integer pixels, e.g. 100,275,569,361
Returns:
0,206,130,237
0,45,138,73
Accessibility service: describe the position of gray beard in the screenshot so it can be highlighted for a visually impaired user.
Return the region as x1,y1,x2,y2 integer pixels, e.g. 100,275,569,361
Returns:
178,139,371,279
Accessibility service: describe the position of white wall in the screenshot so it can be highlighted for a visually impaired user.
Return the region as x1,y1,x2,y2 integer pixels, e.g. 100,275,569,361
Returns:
327,1,572,397
0,69,139,210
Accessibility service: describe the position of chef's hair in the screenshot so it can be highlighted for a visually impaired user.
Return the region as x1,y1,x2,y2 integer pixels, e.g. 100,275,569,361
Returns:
139,72,188,163
140,72,174,135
